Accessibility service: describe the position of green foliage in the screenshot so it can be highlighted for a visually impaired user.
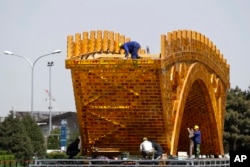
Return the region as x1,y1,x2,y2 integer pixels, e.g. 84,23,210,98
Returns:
47,128,60,150
0,151,15,161
46,152,68,159
0,112,33,160
22,114,46,158
0,151,8,155
0,111,81,160
224,86,250,152
0,111,45,160
0,154,15,160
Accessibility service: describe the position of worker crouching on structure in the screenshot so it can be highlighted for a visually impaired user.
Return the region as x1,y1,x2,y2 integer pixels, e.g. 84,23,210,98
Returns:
139,137,154,159
119,41,141,59
151,140,163,160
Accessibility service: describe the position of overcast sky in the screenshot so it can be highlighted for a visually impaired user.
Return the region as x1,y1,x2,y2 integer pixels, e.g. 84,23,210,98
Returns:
0,0,249,117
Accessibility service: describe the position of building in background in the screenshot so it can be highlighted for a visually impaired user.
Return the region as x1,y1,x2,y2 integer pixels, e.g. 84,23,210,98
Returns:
14,111,78,135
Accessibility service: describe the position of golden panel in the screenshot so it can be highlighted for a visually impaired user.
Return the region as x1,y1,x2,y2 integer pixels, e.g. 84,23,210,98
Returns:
65,30,230,156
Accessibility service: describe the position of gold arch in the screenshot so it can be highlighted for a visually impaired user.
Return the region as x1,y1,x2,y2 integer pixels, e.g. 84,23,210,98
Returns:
172,62,224,155
65,29,230,156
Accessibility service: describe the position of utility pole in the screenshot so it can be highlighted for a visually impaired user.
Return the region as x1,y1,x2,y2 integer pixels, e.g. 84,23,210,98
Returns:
4,50,61,115
47,61,54,135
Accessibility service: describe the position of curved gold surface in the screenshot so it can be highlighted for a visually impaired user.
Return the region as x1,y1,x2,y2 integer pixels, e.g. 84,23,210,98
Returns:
65,30,230,156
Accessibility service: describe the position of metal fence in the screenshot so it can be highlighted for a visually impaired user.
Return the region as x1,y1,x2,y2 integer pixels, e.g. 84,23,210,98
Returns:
29,158,230,167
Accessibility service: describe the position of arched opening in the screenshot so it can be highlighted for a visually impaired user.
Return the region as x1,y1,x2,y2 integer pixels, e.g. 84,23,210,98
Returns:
177,80,216,156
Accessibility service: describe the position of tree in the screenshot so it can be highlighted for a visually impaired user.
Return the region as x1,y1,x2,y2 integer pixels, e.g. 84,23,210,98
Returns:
224,86,250,152
47,128,60,150
0,112,33,160
22,114,46,158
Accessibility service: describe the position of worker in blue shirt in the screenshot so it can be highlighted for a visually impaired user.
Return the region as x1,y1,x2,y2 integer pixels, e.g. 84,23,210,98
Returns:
119,41,141,59
192,125,201,158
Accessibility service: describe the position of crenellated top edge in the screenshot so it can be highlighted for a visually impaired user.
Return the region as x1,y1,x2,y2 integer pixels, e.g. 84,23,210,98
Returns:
67,30,149,59
164,30,229,66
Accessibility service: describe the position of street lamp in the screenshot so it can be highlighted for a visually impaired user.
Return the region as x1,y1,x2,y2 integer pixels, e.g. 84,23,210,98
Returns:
3,50,61,116
47,61,54,135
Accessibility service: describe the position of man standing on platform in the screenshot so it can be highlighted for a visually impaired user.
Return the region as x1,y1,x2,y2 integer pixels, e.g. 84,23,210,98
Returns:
192,125,201,159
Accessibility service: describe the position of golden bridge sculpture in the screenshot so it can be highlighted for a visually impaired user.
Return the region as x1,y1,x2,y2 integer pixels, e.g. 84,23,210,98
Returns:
65,30,230,157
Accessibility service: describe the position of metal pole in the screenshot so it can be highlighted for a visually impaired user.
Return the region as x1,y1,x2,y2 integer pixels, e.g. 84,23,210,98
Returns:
31,67,34,116
48,61,54,135
3,50,61,116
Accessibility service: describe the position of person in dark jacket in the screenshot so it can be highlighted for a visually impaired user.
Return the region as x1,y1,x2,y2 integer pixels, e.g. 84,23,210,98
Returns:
151,141,163,160
192,125,201,158
66,138,80,159
119,41,141,59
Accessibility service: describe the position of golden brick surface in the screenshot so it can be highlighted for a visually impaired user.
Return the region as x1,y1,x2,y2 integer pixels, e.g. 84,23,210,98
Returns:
65,30,230,156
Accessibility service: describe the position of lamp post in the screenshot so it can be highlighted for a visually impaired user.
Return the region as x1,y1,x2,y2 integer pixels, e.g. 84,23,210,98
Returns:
47,61,54,135
3,50,61,116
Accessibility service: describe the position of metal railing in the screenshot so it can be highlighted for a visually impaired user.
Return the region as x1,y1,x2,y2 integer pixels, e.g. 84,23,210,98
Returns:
29,158,230,167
